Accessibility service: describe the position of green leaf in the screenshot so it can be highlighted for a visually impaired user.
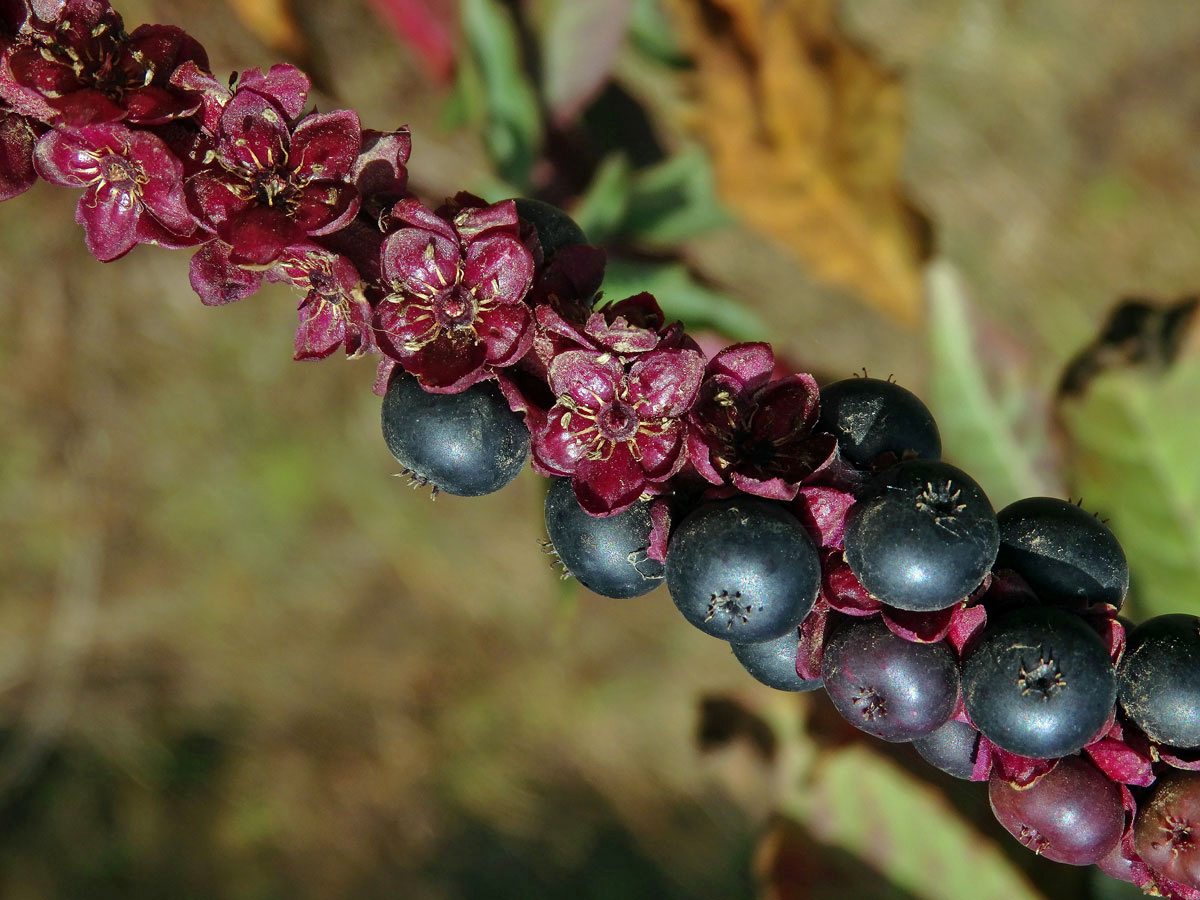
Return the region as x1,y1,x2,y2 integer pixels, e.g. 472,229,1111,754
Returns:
570,154,633,244
782,744,1047,900
926,262,1051,509
1058,356,1200,618
601,259,768,343
459,0,543,188
628,0,688,66
623,147,732,245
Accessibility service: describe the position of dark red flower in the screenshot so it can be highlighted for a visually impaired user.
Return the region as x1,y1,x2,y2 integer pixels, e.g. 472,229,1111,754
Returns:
0,0,207,125
170,61,310,136
374,198,535,392
350,127,412,221
532,347,705,515
265,244,375,361
186,87,361,266
33,121,195,260
533,291,694,371
687,342,836,500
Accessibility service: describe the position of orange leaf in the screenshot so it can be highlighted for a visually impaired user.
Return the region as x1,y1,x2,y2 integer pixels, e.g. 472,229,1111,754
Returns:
663,0,930,324
224,0,308,58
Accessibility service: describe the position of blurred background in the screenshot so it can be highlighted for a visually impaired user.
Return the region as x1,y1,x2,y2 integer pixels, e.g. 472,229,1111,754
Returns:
2,0,1200,897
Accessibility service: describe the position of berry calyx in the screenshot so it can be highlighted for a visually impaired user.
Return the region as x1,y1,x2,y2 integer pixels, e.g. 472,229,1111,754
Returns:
989,755,1124,865
963,606,1117,759
666,498,820,643
843,459,999,611
381,371,529,497
821,615,961,742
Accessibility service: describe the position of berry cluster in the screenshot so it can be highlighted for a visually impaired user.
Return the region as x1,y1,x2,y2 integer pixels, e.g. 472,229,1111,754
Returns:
4,1,1200,895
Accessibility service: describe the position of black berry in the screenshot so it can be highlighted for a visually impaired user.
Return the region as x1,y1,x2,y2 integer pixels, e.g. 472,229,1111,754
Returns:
821,616,961,742
996,496,1128,609
543,477,664,598
513,198,586,260
989,755,1124,865
843,459,999,611
963,607,1116,759
912,719,981,780
817,376,940,468
731,629,822,692
1118,614,1200,748
666,498,820,643
381,371,529,497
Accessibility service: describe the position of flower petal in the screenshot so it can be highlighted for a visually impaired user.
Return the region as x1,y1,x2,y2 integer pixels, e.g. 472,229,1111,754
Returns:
627,349,705,418
290,108,362,181
707,342,775,391
380,225,459,297
547,349,622,410
573,442,646,516
463,233,534,305
294,297,344,361
188,240,263,306
634,422,684,481
290,179,359,235
406,332,488,393
532,405,588,476
477,302,533,368
75,183,138,261
217,89,289,172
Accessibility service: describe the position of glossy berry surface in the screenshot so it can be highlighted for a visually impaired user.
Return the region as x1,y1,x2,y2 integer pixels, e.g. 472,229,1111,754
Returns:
996,496,1128,608
543,477,664,598
816,377,941,468
843,459,999,611
912,719,981,780
989,756,1124,865
1118,614,1200,748
1135,771,1200,889
963,607,1117,758
381,371,529,497
731,630,822,692
666,498,820,643
821,616,961,742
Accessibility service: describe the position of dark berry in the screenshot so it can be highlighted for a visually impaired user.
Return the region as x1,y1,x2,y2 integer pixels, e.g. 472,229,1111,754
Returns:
912,719,981,780
989,756,1124,865
963,607,1117,759
513,198,586,260
731,630,822,692
843,459,999,611
666,498,820,643
381,371,529,497
1118,614,1200,748
543,477,664,598
996,496,1129,609
816,376,940,468
820,616,961,742
1135,771,1200,889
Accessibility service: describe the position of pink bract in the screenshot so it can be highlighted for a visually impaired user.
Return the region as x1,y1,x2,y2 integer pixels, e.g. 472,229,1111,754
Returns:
33,121,195,260
374,198,535,393
532,346,704,515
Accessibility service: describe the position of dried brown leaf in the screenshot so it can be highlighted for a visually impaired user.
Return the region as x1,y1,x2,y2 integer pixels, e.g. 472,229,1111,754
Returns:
663,0,930,324
223,0,308,58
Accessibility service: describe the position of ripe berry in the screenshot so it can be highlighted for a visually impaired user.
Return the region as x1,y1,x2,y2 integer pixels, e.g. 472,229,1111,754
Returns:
821,616,961,742
731,629,822,692
1135,771,1200,890
816,376,941,468
963,607,1117,759
543,477,664,598
843,459,999,611
666,498,820,643
996,496,1129,609
513,198,586,259
381,371,529,497
1118,614,1200,748
912,719,981,780
989,755,1124,865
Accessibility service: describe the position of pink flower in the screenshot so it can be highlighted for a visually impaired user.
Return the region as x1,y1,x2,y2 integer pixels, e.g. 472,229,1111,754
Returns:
265,245,375,361
0,106,42,201
33,121,195,260
532,346,705,515
374,197,535,393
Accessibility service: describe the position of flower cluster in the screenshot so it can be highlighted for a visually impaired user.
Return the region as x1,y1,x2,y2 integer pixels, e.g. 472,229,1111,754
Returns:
5,3,1200,897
